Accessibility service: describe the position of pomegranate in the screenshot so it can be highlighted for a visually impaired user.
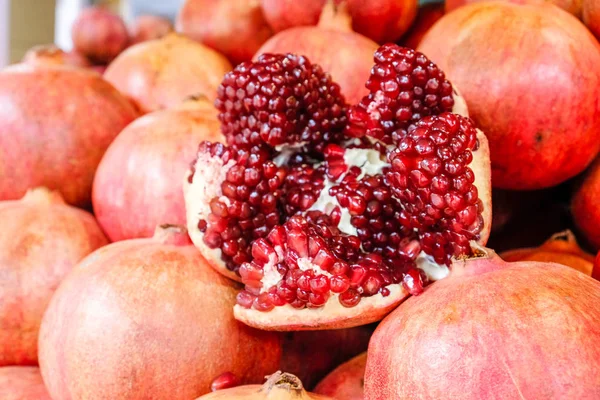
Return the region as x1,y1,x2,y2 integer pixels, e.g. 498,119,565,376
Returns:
584,0,600,38
93,97,223,242
0,188,107,366
0,64,139,207
400,3,445,49
104,34,232,114
446,0,583,16
176,0,273,64
418,2,600,190
314,353,366,400
261,0,418,43
38,225,281,400
0,367,51,400
71,6,129,64
365,248,600,399
184,46,492,330
129,15,173,45
22,44,91,68
573,157,600,250
255,2,379,104
196,372,331,399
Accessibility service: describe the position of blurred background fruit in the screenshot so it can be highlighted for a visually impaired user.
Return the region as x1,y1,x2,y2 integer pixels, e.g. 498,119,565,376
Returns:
129,14,173,44
314,353,366,400
0,366,52,400
400,3,445,48
21,44,91,68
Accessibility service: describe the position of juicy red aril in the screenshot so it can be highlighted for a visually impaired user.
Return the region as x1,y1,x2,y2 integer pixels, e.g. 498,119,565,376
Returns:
346,44,454,144
215,53,347,152
210,372,240,392
283,164,326,215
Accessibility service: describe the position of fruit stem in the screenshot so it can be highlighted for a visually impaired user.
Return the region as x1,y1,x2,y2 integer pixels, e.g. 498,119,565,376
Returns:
449,245,507,279
22,187,65,205
262,371,310,399
318,0,353,32
153,224,193,246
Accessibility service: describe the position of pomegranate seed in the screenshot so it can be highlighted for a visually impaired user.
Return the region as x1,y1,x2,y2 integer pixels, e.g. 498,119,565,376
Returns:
339,289,361,308
210,372,239,392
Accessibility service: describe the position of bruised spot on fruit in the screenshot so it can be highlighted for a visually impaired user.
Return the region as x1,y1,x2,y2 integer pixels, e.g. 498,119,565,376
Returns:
535,131,544,145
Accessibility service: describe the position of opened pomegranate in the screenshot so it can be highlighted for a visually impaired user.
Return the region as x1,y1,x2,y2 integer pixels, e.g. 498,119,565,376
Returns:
445,0,583,16
22,44,91,68
104,34,232,114
129,15,173,45
314,353,366,400
197,372,331,399
0,64,139,207
0,367,51,400
38,225,281,400
501,230,594,276
400,3,445,49
261,0,417,43
365,248,600,399
176,0,273,64
0,188,107,366
573,157,600,250
419,2,600,190
93,97,222,242
256,2,378,104
71,6,129,64
584,0,600,38
184,46,492,330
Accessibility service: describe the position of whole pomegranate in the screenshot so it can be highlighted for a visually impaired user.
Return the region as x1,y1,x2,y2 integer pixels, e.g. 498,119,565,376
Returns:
400,3,445,49
255,2,378,104
184,46,492,330
314,353,366,400
38,225,281,400
0,188,107,366
572,157,600,249
22,44,91,68
176,0,273,64
446,0,583,16
365,249,600,399
584,0,600,38
196,372,331,399
0,367,51,400
93,97,222,242
418,2,600,190
71,6,129,64
104,34,232,114
501,230,594,275
129,15,173,45
261,0,418,43
0,64,139,207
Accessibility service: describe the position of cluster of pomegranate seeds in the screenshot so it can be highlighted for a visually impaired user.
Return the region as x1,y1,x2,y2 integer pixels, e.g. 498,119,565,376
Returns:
283,165,326,215
346,44,455,144
386,113,482,265
215,53,347,152
191,141,287,274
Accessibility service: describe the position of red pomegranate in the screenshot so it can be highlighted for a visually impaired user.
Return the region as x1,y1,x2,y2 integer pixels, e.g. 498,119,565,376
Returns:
0,367,51,400
418,2,600,190
38,225,281,400
584,0,600,38
71,6,129,64
365,248,600,399
176,0,273,64
22,44,91,68
0,64,139,207
261,0,418,43
104,33,232,114
400,3,445,49
129,15,173,45
184,46,492,330
446,0,583,16
196,372,331,399
93,97,222,242
314,353,366,400
255,2,378,104
572,157,600,249
0,188,107,366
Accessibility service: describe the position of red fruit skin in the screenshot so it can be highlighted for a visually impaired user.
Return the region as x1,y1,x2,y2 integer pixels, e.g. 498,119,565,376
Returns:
418,2,600,190
593,251,600,280
129,15,173,45
104,34,232,114
400,3,445,49
314,353,366,400
0,367,52,400
365,255,600,399
0,189,108,366
261,0,325,32
22,44,91,68
71,6,129,64
583,0,600,39
572,157,600,250
446,0,583,16
176,0,273,64
93,99,223,242
38,226,282,400
0,65,139,207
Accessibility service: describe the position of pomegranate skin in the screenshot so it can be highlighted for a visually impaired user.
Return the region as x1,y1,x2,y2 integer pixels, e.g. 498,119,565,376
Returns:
446,0,583,16
93,98,222,242
583,0,600,39
0,65,139,207
22,44,91,68
71,6,129,64
572,157,600,250
400,3,445,49
129,15,173,45
418,3,600,190
365,253,600,399
0,367,51,400
314,353,366,400
176,0,273,65
38,225,282,400
105,34,232,114
261,0,325,32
